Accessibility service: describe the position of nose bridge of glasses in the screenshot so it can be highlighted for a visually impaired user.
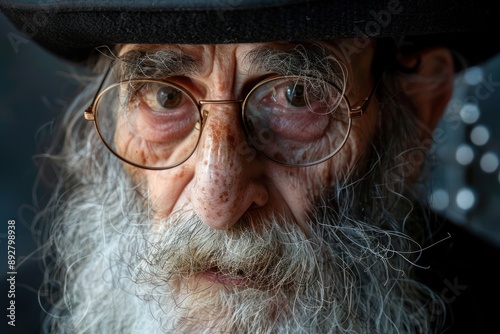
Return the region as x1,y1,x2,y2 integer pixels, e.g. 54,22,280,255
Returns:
198,99,243,121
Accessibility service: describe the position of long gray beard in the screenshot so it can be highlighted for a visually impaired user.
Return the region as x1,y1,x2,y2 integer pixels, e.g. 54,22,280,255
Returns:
41,179,443,334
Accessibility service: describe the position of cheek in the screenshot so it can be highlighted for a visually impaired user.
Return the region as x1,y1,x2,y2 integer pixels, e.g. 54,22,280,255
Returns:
333,125,375,175
267,165,328,221
298,114,379,200
124,166,192,220
114,116,165,167
337,95,381,170
113,112,200,169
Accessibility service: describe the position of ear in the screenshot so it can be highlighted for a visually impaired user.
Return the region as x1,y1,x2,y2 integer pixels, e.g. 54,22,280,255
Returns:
398,47,455,131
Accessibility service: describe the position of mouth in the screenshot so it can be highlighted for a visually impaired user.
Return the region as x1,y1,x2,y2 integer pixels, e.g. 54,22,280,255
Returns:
201,266,254,287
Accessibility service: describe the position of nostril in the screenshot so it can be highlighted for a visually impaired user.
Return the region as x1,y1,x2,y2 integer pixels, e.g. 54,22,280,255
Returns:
252,187,269,207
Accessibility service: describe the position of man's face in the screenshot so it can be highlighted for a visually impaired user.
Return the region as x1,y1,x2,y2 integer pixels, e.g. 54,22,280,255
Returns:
46,40,449,333
118,41,379,231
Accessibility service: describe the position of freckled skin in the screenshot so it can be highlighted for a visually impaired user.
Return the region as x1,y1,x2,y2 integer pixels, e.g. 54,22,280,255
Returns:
117,42,379,232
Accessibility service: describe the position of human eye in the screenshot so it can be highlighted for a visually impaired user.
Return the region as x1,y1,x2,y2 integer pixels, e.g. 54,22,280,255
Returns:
122,81,200,142
283,81,308,107
246,77,341,141
243,76,350,165
271,78,341,112
131,82,191,113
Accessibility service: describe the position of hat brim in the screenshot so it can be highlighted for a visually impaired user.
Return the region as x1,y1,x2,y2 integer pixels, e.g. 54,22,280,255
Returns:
1,0,499,66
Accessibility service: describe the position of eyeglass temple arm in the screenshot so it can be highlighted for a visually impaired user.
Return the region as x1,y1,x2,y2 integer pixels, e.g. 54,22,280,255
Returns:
84,65,115,121
349,72,382,119
84,106,95,121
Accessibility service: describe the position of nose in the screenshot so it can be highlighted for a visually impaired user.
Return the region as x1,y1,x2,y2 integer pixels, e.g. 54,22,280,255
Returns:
188,103,269,230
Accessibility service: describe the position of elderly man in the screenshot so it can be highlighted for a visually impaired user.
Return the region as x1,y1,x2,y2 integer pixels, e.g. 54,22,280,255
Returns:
2,0,500,333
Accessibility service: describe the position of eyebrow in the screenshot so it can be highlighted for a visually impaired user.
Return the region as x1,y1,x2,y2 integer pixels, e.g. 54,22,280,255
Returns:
245,43,343,82
117,48,202,79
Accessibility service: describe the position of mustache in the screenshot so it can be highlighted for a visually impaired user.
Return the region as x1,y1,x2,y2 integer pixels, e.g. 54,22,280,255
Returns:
134,211,323,289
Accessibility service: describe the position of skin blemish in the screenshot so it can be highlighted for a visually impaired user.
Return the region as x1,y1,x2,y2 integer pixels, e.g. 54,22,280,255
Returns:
175,169,186,179
219,191,229,203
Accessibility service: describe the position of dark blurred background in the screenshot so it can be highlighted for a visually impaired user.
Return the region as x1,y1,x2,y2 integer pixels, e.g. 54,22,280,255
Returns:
1,11,500,334
0,12,81,334
428,55,500,247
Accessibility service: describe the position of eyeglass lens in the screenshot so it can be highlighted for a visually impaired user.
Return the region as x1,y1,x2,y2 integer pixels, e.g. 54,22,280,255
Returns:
94,76,351,169
243,76,351,166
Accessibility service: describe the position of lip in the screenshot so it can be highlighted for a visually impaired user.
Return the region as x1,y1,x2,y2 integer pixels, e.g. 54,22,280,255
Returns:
202,267,253,287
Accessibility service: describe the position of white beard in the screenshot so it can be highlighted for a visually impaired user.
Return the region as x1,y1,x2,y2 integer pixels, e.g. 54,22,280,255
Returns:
132,212,339,333
41,180,443,334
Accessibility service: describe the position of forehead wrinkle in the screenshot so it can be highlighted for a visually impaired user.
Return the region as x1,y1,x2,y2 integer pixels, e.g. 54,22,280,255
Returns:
205,45,242,98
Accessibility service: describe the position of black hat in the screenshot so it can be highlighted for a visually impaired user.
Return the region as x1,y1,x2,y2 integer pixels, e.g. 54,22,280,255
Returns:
1,0,499,67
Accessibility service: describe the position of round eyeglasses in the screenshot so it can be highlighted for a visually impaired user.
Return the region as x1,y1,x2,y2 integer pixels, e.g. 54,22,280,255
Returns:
84,71,377,170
